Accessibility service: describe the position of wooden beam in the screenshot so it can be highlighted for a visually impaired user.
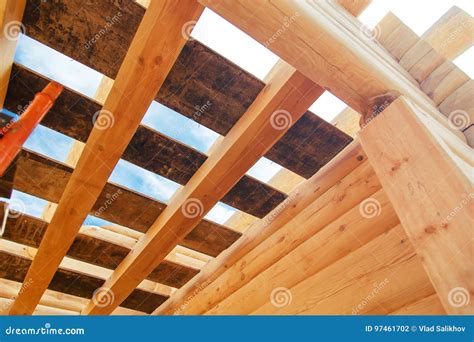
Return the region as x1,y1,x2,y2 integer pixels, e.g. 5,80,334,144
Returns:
359,97,473,314
205,188,399,314
154,141,367,314
0,238,170,312
199,0,466,141
252,225,435,314
0,278,145,315
9,0,204,315
167,159,380,314
331,107,360,138
421,6,474,61
0,0,25,108
82,60,325,315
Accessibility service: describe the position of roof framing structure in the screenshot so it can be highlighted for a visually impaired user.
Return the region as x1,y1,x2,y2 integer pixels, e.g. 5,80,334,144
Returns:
0,0,472,316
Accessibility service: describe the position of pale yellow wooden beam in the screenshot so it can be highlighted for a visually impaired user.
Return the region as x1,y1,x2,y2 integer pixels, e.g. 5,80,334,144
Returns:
0,0,25,108
360,97,473,314
422,6,474,61
0,278,145,315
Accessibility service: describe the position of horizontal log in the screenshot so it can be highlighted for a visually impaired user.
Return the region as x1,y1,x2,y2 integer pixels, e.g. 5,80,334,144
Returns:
155,140,367,314
0,278,145,315
0,203,198,288
7,149,241,257
0,239,166,313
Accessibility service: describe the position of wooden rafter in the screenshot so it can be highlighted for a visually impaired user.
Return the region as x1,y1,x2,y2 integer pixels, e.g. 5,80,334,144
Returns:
82,60,324,315
9,0,205,315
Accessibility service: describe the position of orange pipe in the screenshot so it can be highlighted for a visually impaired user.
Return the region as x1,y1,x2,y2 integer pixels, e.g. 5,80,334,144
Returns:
0,81,63,176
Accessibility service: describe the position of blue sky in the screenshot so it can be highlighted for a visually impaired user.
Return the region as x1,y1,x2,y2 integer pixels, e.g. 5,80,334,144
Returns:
8,3,474,227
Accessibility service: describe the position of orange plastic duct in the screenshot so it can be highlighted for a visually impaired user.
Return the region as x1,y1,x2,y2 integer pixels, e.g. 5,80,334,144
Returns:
0,81,63,176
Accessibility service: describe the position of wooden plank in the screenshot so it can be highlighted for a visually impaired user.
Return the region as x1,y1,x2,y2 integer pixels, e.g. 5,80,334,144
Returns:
8,149,240,257
464,125,474,148
359,97,473,314
205,188,399,314
155,141,367,314
266,112,352,178
168,160,381,314
406,45,445,84
421,60,470,106
23,0,144,79
5,65,288,218
0,206,199,288
439,79,474,128
378,12,419,61
331,107,360,138
82,61,325,315
0,0,25,108
0,239,167,313
252,225,435,314
422,6,474,61
9,0,205,315
198,0,465,140
0,278,145,315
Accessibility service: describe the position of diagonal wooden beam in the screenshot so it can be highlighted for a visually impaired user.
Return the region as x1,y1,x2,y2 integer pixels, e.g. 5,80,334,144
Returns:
199,0,466,141
82,59,324,315
360,97,473,314
9,0,204,315
421,6,474,62
0,0,25,108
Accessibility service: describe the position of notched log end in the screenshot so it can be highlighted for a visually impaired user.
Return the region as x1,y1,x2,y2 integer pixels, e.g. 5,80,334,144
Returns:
359,90,401,128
